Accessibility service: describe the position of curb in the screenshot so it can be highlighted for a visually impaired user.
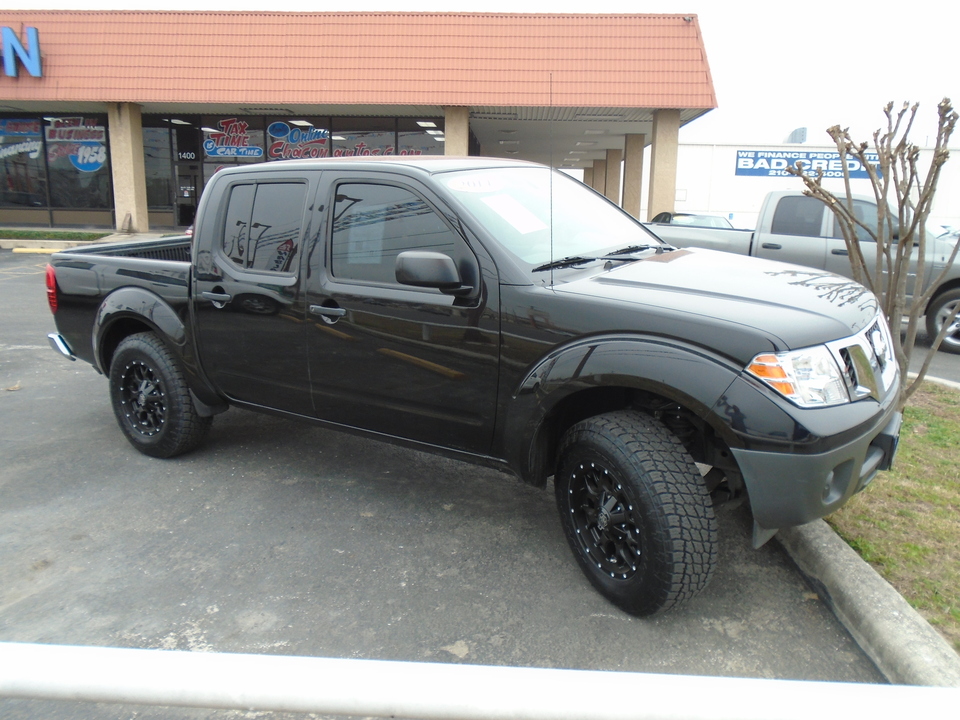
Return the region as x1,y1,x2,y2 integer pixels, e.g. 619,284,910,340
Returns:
778,520,960,686
911,373,960,391
0,238,111,251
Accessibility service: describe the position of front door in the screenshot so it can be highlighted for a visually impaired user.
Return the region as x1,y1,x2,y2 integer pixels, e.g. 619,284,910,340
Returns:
304,175,500,454
754,194,829,269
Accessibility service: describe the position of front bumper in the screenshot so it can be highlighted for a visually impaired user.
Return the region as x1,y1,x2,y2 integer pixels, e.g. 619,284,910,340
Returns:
731,403,901,534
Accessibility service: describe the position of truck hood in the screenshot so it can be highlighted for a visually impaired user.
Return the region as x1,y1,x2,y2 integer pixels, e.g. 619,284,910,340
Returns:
555,248,880,356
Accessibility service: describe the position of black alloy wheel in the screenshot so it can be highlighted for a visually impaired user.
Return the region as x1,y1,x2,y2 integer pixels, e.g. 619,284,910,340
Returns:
565,460,644,581
555,410,718,616
109,332,213,458
117,358,167,437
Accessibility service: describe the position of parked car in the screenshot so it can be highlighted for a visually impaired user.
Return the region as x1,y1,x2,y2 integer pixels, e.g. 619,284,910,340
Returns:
650,212,734,229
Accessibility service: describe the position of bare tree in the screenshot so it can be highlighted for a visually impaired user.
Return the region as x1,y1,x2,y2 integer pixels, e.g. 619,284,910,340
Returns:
787,99,960,408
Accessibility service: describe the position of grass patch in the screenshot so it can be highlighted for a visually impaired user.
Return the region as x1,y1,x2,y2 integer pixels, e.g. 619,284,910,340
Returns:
0,229,110,241
827,381,960,652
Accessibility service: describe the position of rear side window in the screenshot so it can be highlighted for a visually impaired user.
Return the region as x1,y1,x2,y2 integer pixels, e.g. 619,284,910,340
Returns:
770,196,824,237
330,182,468,285
221,181,307,274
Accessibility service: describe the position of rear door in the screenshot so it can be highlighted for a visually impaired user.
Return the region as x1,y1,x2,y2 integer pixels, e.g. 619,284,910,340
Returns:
193,171,319,415
823,199,922,300
304,173,500,454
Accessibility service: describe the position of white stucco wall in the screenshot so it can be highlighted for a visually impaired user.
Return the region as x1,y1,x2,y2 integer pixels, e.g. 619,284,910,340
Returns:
639,143,960,232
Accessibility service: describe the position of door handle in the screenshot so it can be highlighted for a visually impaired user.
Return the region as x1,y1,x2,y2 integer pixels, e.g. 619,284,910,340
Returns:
831,248,849,256
310,304,346,318
761,243,782,250
202,291,232,307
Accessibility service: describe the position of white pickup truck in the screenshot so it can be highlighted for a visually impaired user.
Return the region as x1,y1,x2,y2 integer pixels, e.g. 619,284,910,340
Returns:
648,190,960,353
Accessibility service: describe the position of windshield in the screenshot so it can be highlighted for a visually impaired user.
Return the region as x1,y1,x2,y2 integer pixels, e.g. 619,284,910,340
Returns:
439,167,663,267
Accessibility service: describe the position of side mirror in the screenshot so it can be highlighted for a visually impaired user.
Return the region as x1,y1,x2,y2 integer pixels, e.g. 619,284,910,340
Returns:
395,251,473,296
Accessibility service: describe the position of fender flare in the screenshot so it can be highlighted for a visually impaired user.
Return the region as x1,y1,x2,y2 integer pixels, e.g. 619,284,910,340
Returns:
496,334,745,483
93,286,187,373
91,287,226,415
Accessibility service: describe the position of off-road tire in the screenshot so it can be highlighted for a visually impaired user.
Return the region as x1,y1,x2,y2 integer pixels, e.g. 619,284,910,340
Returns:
555,410,718,616
109,332,212,458
926,288,960,354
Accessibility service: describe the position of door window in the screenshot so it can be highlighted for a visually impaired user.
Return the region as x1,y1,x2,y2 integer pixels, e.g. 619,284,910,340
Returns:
221,181,306,274
770,196,824,237
330,183,467,285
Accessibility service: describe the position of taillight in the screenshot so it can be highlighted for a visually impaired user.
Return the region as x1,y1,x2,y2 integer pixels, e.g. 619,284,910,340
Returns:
45,264,58,314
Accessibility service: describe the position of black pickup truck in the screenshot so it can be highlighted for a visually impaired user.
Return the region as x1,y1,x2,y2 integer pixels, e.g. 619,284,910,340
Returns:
45,157,901,615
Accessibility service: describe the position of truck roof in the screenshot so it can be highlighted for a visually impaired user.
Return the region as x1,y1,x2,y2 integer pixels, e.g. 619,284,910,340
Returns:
212,156,539,178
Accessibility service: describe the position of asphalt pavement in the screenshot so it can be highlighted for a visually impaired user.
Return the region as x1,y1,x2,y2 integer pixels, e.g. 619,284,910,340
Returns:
1,246,958,719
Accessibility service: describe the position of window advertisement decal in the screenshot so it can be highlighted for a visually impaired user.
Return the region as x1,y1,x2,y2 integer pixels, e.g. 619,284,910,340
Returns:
267,122,329,159
0,118,42,160
203,118,264,159
332,130,397,157
45,117,108,173
735,149,879,179
1,118,46,207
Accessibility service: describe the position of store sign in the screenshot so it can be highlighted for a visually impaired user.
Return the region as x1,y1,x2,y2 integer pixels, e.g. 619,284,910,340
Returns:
45,117,108,172
203,118,263,158
2,26,42,78
735,149,879,179
0,118,42,160
267,122,329,159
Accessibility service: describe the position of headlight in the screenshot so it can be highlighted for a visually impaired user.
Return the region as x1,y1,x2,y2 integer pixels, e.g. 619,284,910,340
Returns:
746,346,849,407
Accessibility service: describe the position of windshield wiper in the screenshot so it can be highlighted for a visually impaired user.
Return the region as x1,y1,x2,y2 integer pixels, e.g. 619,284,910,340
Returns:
601,244,674,258
531,255,598,272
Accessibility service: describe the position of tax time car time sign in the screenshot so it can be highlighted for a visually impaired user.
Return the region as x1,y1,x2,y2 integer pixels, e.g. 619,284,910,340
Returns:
736,149,879,179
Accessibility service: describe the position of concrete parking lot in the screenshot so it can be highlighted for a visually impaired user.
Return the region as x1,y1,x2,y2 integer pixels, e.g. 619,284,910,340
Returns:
5,247,958,718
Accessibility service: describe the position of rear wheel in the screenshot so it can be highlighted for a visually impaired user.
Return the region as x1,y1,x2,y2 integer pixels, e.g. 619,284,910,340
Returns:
109,332,212,458
555,410,717,615
926,289,960,354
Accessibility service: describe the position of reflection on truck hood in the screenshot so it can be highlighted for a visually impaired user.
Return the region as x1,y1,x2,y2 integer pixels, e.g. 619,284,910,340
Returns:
557,248,880,354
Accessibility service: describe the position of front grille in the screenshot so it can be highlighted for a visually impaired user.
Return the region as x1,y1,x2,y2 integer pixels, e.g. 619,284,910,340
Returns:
826,315,898,402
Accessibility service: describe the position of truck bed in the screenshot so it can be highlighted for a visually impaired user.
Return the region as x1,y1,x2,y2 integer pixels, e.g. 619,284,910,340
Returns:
60,235,193,263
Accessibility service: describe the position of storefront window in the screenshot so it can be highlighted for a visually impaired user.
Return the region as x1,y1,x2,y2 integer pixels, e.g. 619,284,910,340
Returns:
142,125,173,208
1,110,455,230
45,115,112,209
0,118,47,208
398,118,445,156
332,118,396,157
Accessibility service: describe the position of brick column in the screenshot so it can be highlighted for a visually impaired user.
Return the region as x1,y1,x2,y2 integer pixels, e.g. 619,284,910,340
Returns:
107,102,149,232
592,159,607,196
604,148,622,205
444,107,470,156
622,134,645,219
647,109,681,221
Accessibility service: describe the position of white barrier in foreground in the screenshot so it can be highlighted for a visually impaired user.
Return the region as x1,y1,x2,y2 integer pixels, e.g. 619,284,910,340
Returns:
1,642,957,719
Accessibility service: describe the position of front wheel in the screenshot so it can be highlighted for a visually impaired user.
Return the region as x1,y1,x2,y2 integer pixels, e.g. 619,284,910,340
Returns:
555,411,717,616
109,332,212,458
926,289,960,354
